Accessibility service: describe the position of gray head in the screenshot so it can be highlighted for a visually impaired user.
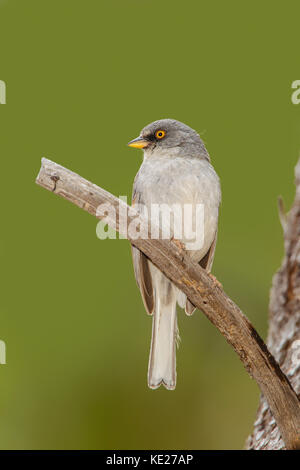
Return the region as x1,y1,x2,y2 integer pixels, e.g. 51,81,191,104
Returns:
128,119,209,160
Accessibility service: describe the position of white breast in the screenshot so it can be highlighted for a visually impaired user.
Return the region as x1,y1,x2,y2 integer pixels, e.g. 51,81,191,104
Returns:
134,156,221,262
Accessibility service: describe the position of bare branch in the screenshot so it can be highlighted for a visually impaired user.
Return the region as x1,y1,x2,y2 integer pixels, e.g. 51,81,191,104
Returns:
36,158,300,450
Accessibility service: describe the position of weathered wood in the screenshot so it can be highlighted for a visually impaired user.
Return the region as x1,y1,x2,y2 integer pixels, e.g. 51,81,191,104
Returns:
246,161,300,450
36,158,300,450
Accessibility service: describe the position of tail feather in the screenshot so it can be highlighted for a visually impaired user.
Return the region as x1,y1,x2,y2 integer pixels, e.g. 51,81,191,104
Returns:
148,294,178,390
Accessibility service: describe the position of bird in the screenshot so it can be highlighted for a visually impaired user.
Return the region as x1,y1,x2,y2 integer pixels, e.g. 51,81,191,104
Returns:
128,119,221,390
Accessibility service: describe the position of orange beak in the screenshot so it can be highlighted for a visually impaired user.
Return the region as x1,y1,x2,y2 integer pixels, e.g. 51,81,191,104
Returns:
128,136,150,149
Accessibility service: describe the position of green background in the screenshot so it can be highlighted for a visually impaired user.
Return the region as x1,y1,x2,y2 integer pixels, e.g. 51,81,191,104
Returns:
0,0,299,450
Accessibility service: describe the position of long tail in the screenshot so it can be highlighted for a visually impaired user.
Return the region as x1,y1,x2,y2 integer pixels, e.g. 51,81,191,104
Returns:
148,289,178,390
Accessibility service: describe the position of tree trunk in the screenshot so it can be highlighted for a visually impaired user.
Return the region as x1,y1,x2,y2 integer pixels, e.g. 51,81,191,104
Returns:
246,160,300,449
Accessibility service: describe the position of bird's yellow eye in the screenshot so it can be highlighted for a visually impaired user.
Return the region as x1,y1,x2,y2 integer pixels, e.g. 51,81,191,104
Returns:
155,130,166,139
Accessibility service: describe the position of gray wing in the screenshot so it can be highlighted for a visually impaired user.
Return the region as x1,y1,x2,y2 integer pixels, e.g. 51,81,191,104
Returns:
185,230,218,315
199,229,218,272
131,179,154,315
131,246,154,315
